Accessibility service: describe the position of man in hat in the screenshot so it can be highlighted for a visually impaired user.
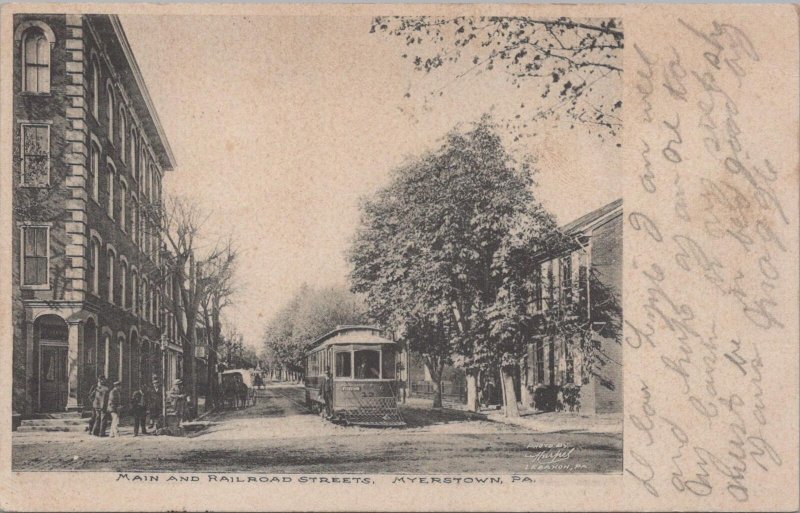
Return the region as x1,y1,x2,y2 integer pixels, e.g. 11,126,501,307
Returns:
91,375,110,437
130,383,148,436
86,375,101,435
169,378,187,423
108,380,123,438
149,374,163,430
321,366,333,419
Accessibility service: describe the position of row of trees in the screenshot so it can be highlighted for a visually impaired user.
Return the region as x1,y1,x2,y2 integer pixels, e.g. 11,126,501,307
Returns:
144,196,238,414
349,118,571,417
260,285,369,380
216,326,260,371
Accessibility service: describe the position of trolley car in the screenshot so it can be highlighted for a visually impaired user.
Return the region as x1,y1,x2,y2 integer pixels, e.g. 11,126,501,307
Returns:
303,325,405,426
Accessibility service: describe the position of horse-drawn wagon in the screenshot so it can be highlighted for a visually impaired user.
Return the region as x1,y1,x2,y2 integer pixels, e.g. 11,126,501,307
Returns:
219,369,257,409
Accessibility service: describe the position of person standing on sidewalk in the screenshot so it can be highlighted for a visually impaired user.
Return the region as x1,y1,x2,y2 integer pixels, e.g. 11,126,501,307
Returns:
130,385,148,436
321,367,334,419
108,380,123,438
149,375,164,431
169,379,187,423
86,377,99,435
91,376,110,437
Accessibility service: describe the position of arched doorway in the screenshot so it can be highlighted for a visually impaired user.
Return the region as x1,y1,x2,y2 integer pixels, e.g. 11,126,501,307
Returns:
83,319,98,406
35,315,68,412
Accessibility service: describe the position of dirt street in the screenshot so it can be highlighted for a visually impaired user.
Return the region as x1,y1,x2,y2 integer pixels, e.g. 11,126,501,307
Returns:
13,384,622,474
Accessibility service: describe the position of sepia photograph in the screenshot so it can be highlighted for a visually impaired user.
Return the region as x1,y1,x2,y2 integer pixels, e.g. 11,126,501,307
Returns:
9,12,624,474
2,2,800,512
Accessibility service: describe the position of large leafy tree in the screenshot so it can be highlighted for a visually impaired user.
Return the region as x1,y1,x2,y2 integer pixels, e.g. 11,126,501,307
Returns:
371,16,623,142
350,118,561,415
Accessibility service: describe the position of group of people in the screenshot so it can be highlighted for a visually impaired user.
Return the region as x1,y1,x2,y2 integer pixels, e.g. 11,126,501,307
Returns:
86,374,189,438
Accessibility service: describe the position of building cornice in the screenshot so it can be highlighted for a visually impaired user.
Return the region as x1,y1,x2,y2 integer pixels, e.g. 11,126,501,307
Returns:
109,15,176,171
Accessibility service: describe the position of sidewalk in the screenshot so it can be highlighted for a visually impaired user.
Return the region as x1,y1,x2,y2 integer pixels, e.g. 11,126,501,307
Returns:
485,410,622,434
402,396,622,435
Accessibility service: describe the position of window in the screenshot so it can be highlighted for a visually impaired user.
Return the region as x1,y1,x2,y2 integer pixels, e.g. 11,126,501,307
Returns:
142,280,148,319
118,108,126,160
88,238,100,295
533,263,542,311
561,255,572,306
535,339,545,383
119,180,127,230
381,347,396,379
129,130,137,176
106,161,115,218
20,124,49,186
541,260,552,311
335,351,352,379
106,82,114,137
140,149,148,188
131,271,138,312
118,338,125,383
120,261,127,309
131,198,138,241
144,162,150,200
22,28,50,93
354,350,380,379
565,344,575,384
89,140,100,201
21,226,48,286
107,249,115,303
90,59,99,118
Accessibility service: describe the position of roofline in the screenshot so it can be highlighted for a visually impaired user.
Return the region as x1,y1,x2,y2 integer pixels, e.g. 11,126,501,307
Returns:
530,199,622,261
109,15,177,171
310,325,386,347
566,206,622,236
563,198,623,235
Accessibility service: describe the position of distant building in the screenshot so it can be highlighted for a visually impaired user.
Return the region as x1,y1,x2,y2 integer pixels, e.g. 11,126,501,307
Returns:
405,199,623,414
11,14,181,415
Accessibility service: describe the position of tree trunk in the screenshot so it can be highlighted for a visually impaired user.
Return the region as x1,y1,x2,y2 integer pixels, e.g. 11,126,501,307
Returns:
520,360,533,410
520,378,533,411
431,379,443,409
501,366,520,418
465,369,479,412
426,360,444,409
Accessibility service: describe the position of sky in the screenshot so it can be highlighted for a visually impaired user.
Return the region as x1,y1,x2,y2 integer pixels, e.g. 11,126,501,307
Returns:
120,14,621,350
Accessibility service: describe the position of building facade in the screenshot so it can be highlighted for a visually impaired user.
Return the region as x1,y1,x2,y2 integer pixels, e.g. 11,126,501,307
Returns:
526,198,622,414
11,14,180,415
405,199,623,414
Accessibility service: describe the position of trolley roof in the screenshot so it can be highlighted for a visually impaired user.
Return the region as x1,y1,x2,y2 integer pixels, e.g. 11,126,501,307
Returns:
307,325,394,352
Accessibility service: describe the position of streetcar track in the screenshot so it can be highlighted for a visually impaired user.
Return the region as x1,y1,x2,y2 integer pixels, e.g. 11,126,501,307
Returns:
264,385,310,412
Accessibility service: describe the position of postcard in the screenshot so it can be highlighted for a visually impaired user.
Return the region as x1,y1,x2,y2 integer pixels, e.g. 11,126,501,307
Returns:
0,3,797,511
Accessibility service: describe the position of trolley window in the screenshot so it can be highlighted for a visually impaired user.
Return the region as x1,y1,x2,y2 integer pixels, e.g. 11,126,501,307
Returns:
354,350,380,379
381,347,396,379
335,351,352,378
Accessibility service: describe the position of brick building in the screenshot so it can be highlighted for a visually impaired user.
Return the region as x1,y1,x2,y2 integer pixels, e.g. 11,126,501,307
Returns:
406,199,623,414
11,14,182,415
527,198,623,414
